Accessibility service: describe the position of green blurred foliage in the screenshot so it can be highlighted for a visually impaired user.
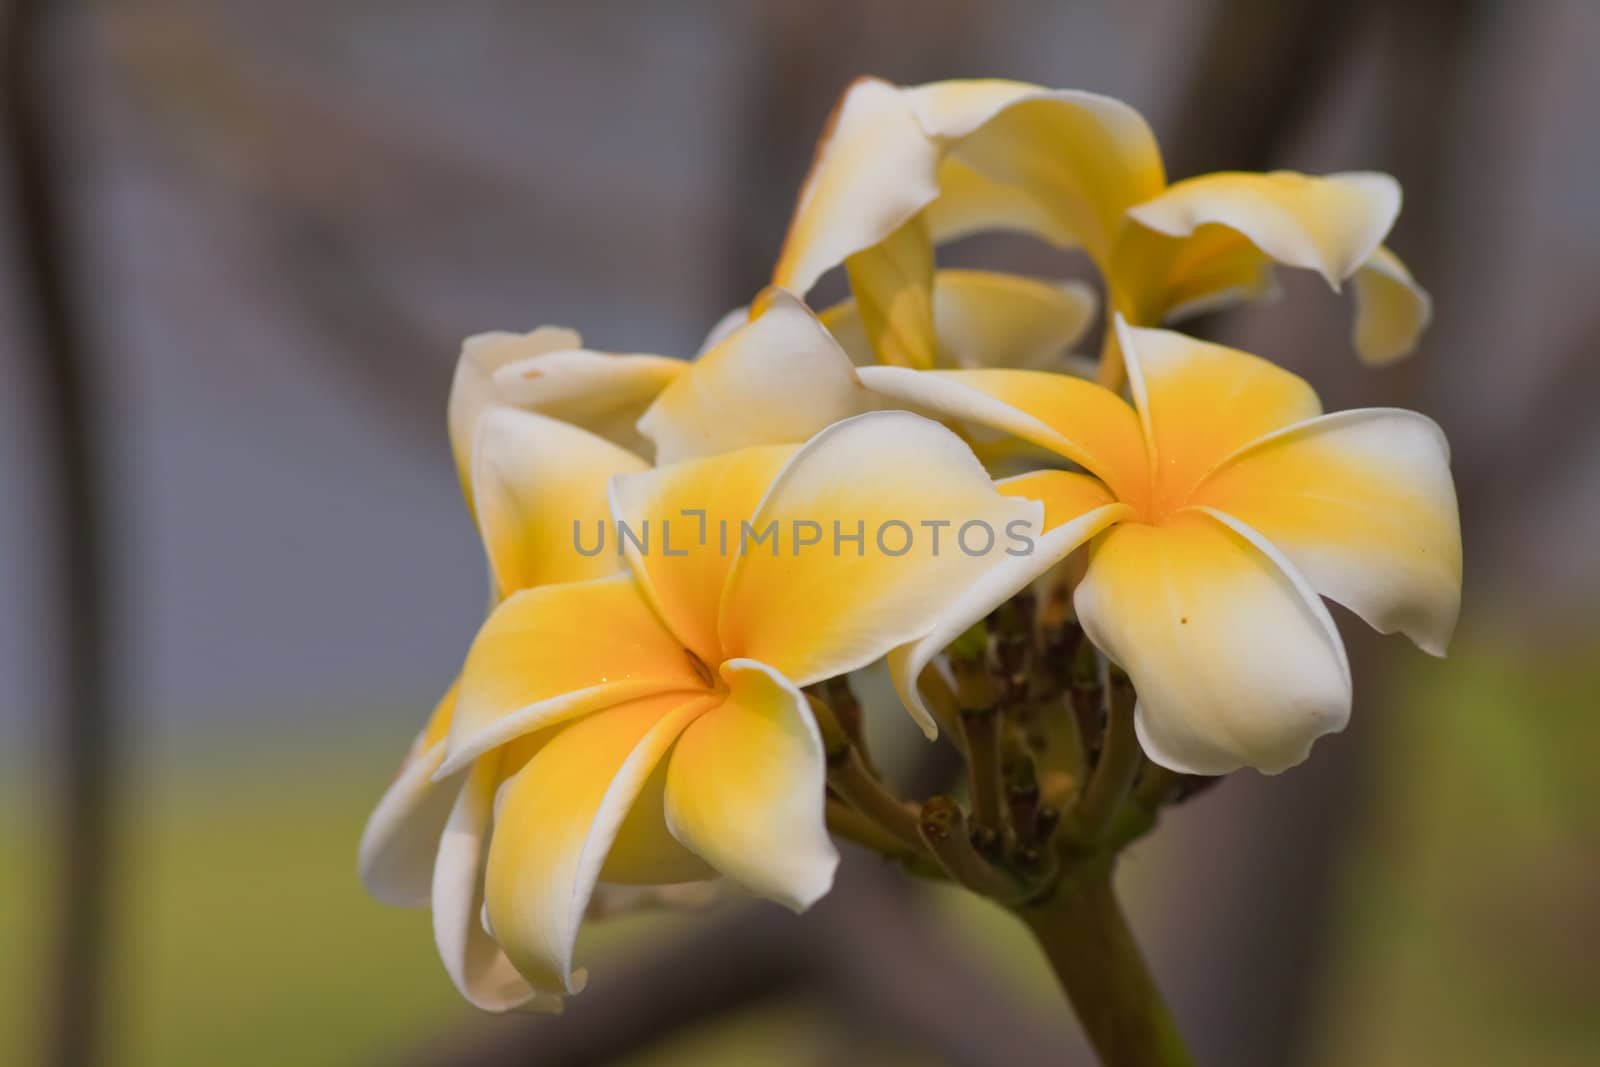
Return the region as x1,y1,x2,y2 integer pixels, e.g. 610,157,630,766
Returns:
1313,631,1600,1067
1,735,469,1066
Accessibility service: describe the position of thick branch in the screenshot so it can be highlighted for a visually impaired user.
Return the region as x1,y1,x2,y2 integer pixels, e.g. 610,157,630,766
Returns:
2,3,117,1066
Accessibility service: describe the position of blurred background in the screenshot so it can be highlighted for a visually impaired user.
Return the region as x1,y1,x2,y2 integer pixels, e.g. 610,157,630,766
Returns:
2,1,1597,1064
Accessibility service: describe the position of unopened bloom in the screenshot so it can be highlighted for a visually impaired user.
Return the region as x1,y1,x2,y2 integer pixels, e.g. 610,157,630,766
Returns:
773,77,1429,376
431,412,1044,1004
869,319,1462,774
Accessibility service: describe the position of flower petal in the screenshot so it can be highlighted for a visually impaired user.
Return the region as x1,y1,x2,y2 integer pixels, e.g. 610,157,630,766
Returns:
488,346,685,458
1192,409,1461,655
432,753,562,1012
608,445,797,663
1074,510,1352,775
1351,245,1432,365
483,693,711,993
441,574,702,776
449,327,582,504
696,305,750,356
1125,170,1401,289
905,81,1166,265
718,412,1041,687
1108,220,1280,326
817,269,1094,372
922,154,1080,248
997,468,1120,528
637,289,873,464
359,682,461,907
1117,319,1321,510
855,366,1148,505
472,408,646,597
888,470,1131,736
933,271,1097,369
843,214,939,368
772,77,943,300
663,660,838,910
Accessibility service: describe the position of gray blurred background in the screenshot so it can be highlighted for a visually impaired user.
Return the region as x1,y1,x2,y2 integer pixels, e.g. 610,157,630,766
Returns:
2,1,1597,1065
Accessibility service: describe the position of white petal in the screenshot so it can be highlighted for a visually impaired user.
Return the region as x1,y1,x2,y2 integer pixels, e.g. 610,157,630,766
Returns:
432,759,562,1012
772,77,943,299
637,289,874,463
1075,510,1352,775
488,347,684,457
470,408,644,596
664,660,838,910
1351,246,1433,365
1125,171,1401,290
358,738,457,907
1193,408,1461,655
449,327,582,502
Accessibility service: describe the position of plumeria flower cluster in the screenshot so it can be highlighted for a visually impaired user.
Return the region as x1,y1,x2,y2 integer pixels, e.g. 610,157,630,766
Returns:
361,76,1461,1061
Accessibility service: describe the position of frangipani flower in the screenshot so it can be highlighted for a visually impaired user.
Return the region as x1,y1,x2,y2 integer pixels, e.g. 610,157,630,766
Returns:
772,76,1429,379
868,319,1462,775
431,412,1045,1002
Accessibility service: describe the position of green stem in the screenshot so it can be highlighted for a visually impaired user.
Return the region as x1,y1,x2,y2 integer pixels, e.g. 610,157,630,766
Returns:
1021,868,1195,1067
1074,668,1140,841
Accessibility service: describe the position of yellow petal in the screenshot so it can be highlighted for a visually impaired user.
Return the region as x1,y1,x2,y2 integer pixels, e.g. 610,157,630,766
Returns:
1117,319,1321,514
922,154,1081,248
432,754,562,1012
608,446,797,664
637,289,873,463
906,81,1166,265
1074,510,1351,775
1191,409,1461,654
1108,220,1280,326
855,366,1149,506
472,408,646,597
358,682,460,907
442,575,703,776
663,660,837,909
1125,170,1400,289
998,468,1119,527
696,305,750,355
487,345,685,458
843,213,939,368
888,471,1132,736
449,327,582,506
484,692,712,993
1351,246,1432,365
599,754,719,886
931,271,1096,370
772,77,942,299
817,269,1094,372
719,412,1041,687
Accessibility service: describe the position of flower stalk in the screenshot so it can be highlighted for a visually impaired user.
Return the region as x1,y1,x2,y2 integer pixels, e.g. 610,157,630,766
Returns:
1021,863,1196,1067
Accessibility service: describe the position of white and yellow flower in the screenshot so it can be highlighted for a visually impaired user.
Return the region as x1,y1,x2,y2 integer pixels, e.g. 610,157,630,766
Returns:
772,77,1430,379
864,319,1462,774
430,412,1044,1005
